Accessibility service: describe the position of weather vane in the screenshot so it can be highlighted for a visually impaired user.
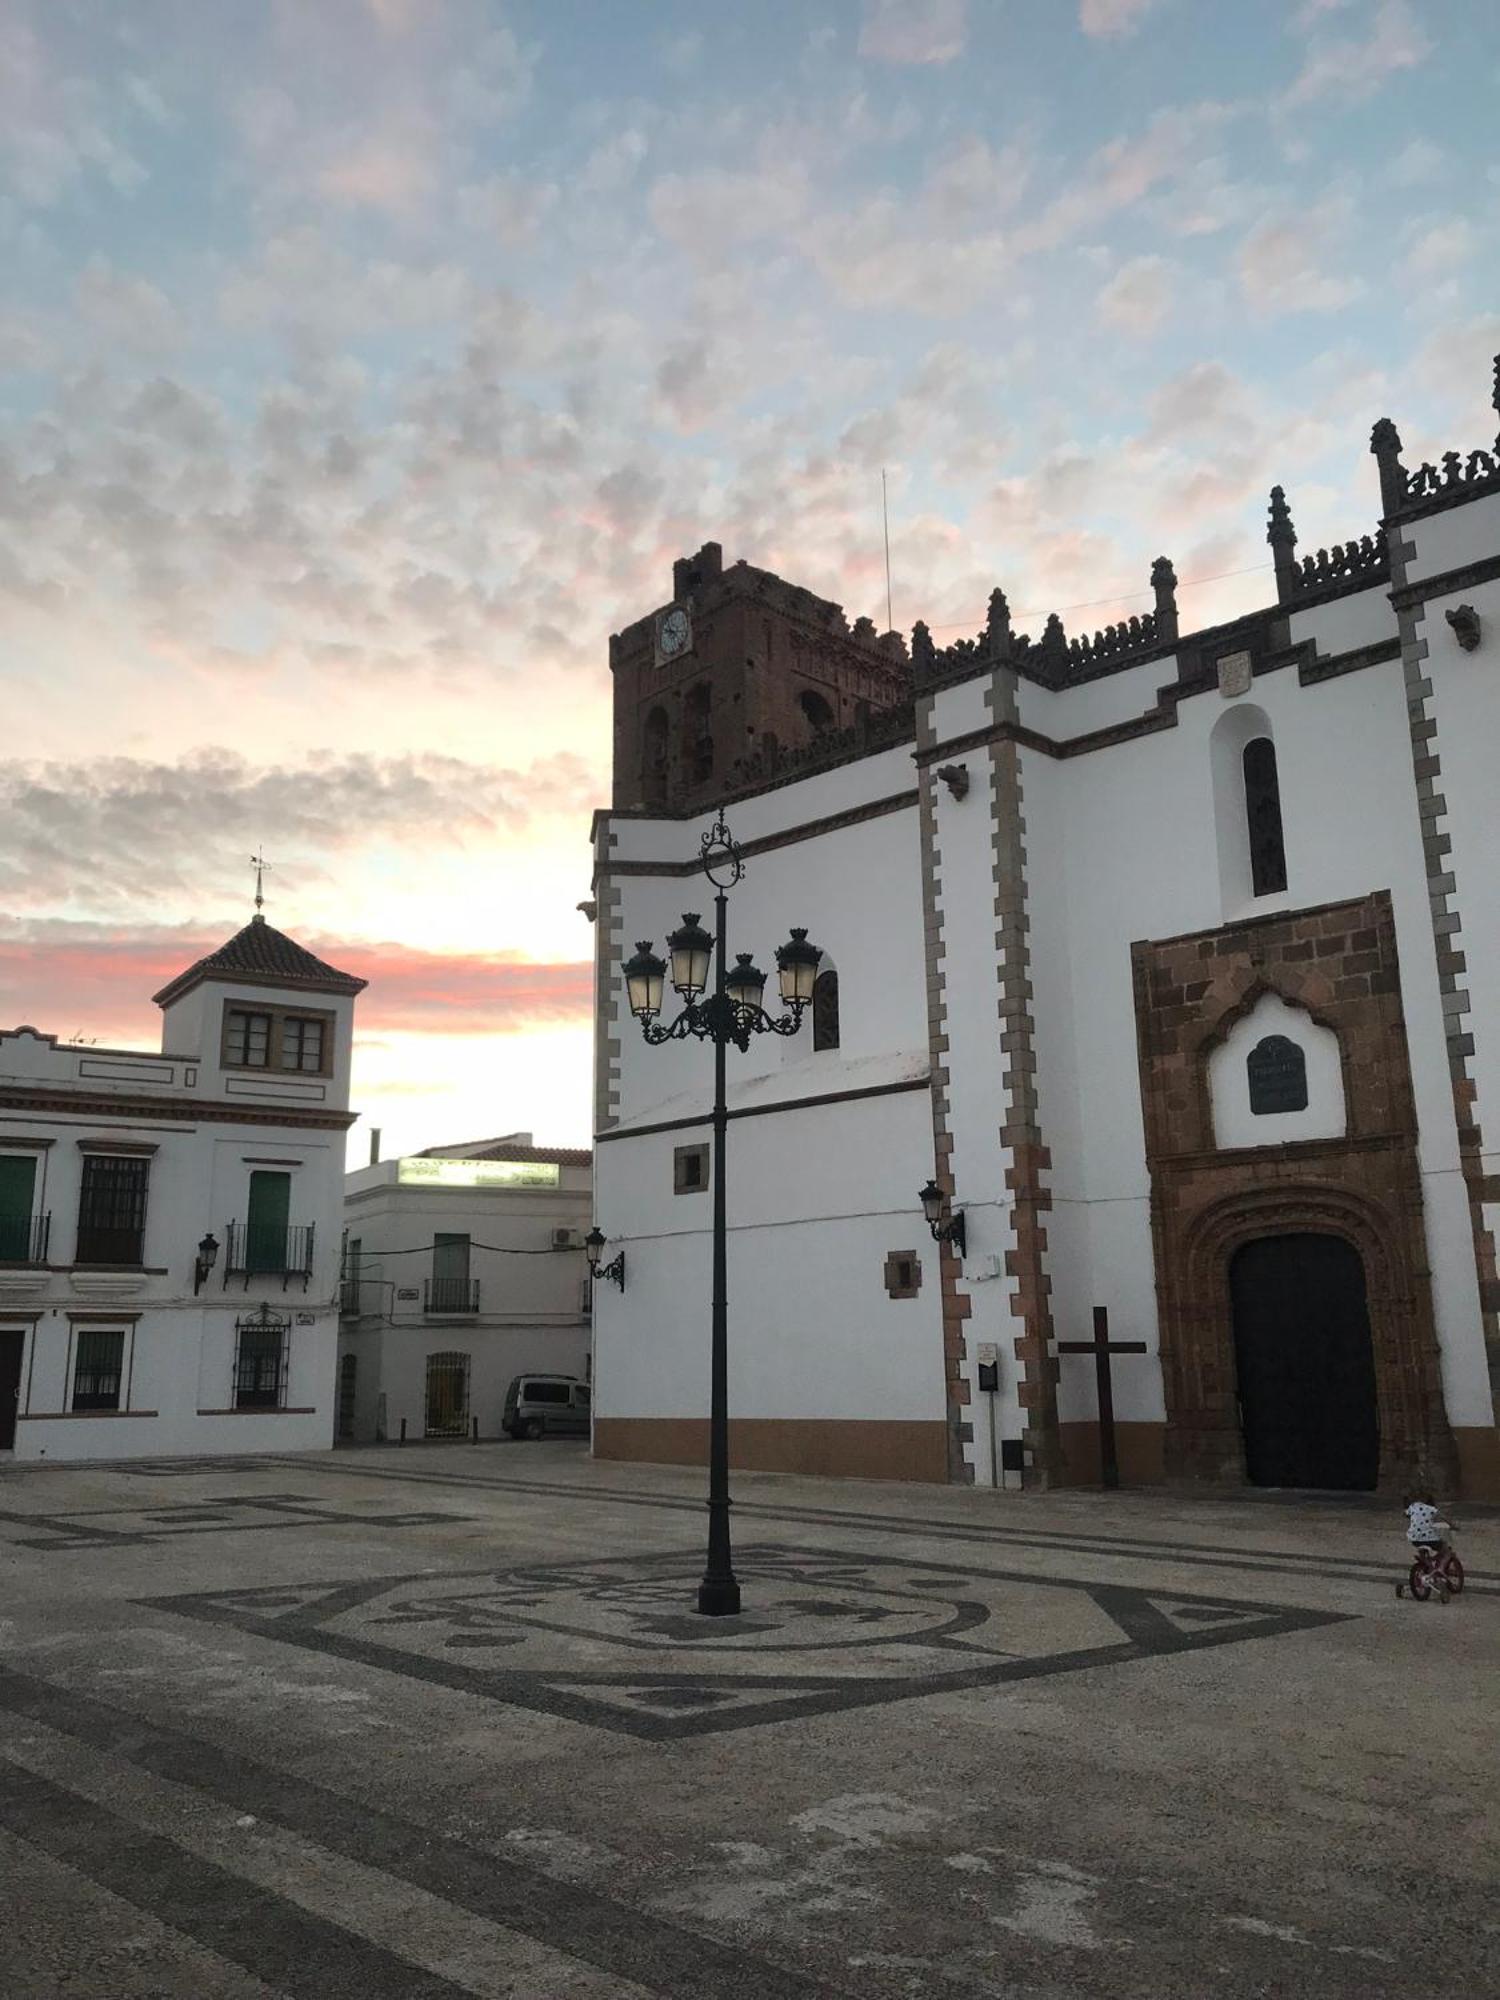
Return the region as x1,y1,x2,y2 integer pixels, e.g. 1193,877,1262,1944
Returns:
250,849,273,916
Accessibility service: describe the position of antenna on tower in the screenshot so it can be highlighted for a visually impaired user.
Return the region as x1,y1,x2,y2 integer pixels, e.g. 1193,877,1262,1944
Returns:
882,468,894,635
249,849,273,918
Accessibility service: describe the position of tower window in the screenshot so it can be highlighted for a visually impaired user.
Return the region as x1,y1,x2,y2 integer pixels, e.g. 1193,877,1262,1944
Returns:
643,707,669,807
799,689,834,735
685,683,713,785
1243,737,1287,896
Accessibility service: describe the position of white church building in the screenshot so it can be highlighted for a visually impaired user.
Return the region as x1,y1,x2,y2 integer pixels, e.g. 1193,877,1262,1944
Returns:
590,353,1500,1502
0,915,364,1461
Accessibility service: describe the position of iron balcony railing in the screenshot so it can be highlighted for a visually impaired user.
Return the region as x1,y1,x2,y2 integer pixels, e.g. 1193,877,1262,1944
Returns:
423,1275,480,1314
224,1220,316,1289
74,1222,144,1266
0,1212,50,1265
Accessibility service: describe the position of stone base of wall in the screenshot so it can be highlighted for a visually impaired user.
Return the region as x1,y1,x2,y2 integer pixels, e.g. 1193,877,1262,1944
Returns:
592,1418,949,1483
1057,1420,1167,1488
1453,1426,1500,1503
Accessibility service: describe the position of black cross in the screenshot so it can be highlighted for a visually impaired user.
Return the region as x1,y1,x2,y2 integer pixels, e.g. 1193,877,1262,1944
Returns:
1056,1307,1147,1490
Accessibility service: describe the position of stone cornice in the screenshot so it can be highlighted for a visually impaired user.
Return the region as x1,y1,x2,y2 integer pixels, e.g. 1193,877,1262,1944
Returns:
0,1086,356,1131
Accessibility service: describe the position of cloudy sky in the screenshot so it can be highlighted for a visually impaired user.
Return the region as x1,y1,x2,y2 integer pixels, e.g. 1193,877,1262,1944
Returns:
3,0,1496,1163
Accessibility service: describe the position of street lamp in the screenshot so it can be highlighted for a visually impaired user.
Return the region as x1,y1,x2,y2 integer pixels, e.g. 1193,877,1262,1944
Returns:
622,809,821,1616
918,1180,966,1257
584,1227,626,1291
193,1231,220,1294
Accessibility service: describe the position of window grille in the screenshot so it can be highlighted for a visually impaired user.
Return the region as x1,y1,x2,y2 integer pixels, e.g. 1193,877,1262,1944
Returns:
75,1156,148,1265
812,968,840,1051
72,1328,125,1411
425,1350,471,1437
1243,737,1288,897
226,1009,272,1067
233,1306,291,1410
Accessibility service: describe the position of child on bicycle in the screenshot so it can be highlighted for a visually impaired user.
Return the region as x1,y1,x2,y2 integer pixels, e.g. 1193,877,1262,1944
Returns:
1403,1488,1455,1558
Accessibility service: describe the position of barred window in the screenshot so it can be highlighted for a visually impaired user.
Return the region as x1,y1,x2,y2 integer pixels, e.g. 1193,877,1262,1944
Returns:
234,1310,290,1410
281,1016,325,1072
76,1156,148,1266
226,1009,272,1068
72,1328,124,1411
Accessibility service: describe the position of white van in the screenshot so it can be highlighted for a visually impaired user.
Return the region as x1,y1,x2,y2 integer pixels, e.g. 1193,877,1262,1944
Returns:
503,1374,590,1440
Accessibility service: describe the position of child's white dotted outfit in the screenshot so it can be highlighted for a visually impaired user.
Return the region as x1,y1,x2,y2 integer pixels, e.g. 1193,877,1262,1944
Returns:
1406,1501,1448,1546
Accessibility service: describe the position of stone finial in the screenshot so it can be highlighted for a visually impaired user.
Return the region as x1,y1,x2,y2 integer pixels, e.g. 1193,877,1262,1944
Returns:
1150,556,1179,644
1041,612,1067,668
986,587,1012,657
1267,486,1298,603
911,620,935,678
1492,352,1500,421
1369,417,1407,519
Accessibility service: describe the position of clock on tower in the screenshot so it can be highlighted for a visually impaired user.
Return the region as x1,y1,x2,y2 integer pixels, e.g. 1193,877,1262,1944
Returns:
655,605,692,665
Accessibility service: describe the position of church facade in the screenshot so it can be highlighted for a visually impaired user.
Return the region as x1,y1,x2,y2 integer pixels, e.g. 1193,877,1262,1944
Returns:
590,355,1500,1502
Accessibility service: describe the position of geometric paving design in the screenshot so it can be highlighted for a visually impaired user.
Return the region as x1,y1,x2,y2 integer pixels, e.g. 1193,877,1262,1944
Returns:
145,1542,1350,1739
0,1493,470,1550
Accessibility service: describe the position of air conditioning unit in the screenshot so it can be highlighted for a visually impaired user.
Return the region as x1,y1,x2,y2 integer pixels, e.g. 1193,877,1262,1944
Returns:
552,1227,578,1251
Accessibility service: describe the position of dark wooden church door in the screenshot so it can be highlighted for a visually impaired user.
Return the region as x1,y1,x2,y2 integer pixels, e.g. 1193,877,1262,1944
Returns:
1229,1233,1379,1491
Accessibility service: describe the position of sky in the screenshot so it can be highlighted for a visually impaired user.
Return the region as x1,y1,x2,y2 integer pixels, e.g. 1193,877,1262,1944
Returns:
2,0,1497,1167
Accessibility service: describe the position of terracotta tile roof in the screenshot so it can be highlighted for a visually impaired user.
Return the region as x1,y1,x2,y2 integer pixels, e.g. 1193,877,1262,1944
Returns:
418,1138,592,1168
153,916,368,1006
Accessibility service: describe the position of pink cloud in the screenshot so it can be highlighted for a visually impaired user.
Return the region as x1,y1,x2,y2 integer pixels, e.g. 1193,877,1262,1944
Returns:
1079,0,1159,37
858,0,966,66
0,928,592,1046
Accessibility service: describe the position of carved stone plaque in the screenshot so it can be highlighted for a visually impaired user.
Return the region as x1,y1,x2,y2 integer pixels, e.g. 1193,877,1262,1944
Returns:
1217,650,1252,699
1247,1034,1308,1115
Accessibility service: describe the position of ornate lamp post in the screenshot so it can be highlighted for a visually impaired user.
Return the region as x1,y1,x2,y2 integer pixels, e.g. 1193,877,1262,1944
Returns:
621,811,821,1616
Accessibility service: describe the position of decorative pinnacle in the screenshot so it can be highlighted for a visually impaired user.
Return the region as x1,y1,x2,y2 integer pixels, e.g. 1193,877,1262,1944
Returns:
1266,485,1297,547
985,587,1011,653
911,620,935,674
1492,352,1500,422
1369,417,1403,459
1150,555,1178,590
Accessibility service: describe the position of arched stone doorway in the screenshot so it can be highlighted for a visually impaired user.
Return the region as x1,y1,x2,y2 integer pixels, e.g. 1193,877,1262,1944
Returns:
1229,1232,1378,1490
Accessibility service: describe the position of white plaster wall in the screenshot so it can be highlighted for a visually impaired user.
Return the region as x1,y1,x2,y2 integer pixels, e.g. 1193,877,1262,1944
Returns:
609,798,925,1123
341,1321,590,1444
1403,490,1500,583
594,1086,945,1426
1014,652,1173,740
1043,647,1493,1427
1287,582,1394,658
1209,993,1345,1150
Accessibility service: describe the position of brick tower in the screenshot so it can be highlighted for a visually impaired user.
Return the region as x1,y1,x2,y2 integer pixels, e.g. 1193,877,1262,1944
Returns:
608,542,911,812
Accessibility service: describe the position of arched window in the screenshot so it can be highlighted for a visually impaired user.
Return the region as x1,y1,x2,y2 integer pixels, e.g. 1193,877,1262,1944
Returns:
685,683,713,785
812,967,840,1050
643,707,669,807
799,688,834,736
1243,737,1287,896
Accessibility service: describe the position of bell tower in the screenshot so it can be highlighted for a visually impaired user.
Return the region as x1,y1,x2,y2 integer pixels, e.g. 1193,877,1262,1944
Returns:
609,543,910,813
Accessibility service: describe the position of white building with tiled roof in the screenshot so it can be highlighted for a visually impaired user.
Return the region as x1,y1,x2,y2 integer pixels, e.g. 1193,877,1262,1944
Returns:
0,914,365,1462
338,1132,592,1444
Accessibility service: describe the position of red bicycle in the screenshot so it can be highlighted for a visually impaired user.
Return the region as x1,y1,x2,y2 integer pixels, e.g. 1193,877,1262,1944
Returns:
1396,1541,1465,1603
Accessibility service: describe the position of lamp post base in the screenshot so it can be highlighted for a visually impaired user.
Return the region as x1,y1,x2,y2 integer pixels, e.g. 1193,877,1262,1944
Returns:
696,1576,742,1617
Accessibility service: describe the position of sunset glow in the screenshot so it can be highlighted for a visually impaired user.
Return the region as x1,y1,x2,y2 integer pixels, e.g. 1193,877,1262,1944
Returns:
4,0,1496,1163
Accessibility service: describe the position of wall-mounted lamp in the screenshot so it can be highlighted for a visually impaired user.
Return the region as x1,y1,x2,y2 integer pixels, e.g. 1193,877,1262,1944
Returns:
1446,603,1482,653
918,1180,966,1257
584,1227,626,1292
193,1231,220,1294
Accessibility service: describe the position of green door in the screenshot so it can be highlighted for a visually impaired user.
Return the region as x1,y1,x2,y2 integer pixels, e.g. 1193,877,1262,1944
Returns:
0,1156,36,1262
246,1171,291,1273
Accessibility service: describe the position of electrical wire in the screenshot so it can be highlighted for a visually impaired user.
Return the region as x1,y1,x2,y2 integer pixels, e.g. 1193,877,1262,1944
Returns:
923,560,1275,635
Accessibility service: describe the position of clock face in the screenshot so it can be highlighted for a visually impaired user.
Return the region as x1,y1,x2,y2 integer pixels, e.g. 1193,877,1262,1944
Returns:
659,607,691,659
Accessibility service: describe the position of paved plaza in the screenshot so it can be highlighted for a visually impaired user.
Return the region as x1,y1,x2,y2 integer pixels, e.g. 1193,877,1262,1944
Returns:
1,1444,1495,1998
